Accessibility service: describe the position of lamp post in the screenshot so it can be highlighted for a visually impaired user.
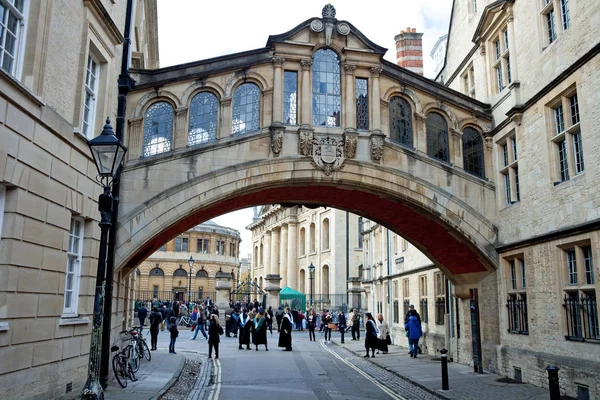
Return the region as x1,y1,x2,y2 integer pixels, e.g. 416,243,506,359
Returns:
82,118,127,399
308,262,315,308
188,255,195,305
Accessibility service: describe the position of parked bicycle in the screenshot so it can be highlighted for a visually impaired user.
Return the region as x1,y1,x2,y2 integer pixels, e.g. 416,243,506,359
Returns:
131,326,151,362
119,330,140,373
111,344,137,388
178,315,193,327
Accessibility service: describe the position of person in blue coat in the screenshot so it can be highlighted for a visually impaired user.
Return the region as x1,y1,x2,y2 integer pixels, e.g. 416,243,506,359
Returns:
404,310,423,358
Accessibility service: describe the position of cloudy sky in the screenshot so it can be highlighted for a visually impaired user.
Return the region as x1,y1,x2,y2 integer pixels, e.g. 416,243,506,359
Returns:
156,0,452,257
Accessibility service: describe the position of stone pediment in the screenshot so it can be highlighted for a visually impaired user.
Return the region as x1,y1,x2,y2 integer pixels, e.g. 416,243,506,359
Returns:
266,4,387,56
472,0,515,44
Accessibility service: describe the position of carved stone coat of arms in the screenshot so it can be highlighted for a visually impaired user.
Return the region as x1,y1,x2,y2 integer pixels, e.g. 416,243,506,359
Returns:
311,135,345,176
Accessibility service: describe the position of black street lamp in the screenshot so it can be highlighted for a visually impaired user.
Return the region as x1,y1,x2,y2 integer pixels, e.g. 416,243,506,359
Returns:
188,255,195,305
82,118,127,399
308,262,315,308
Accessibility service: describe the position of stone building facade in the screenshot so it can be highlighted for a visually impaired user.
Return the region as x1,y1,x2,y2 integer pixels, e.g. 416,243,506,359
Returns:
134,221,241,303
0,1,158,399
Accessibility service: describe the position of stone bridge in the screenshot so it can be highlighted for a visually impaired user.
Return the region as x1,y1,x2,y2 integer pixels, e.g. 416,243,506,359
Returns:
115,5,497,289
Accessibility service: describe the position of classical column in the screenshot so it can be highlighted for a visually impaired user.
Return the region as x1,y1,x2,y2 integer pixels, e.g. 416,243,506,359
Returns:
414,113,427,153
270,228,280,276
370,65,383,131
451,129,464,168
343,63,356,129
127,117,143,160
215,270,232,326
506,6,519,83
272,56,285,123
280,224,289,288
484,136,494,180
263,232,271,276
300,59,313,125
173,107,188,150
287,222,298,290
221,97,232,138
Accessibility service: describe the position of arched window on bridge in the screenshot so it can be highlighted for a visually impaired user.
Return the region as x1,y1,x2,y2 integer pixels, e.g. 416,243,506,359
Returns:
389,96,413,147
426,112,449,163
149,267,164,276
232,83,260,134
462,127,485,179
173,268,187,277
143,101,174,157
312,49,341,127
188,91,218,145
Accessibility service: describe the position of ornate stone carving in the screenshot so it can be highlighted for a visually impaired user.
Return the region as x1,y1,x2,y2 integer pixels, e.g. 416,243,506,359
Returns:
298,125,314,156
370,132,385,163
344,131,358,159
322,3,336,19
300,59,313,70
370,65,383,78
337,22,350,35
343,63,356,75
271,56,285,67
479,44,486,56
270,123,285,157
310,19,324,32
485,137,493,152
311,135,346,176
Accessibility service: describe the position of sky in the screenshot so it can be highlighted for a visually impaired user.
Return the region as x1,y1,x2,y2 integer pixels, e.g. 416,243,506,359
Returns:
156,0,453,258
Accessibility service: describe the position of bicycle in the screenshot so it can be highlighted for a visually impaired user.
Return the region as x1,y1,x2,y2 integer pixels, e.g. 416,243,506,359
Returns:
131,326,151,362
111,344,137,388
120,330,141,373
178,315,192,327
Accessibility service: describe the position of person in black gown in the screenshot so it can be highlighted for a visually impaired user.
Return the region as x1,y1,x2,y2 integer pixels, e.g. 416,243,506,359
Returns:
278,313,293,351
364,312,378,358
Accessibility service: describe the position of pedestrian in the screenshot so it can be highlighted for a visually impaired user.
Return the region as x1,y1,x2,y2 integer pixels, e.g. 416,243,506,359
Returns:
238,308,252,350
138,303,148,331
275,306,284,332
173,300,180,319
266,306,274,336
347,309,355,333
405,309,423,358
253,309,268,351
298,309,305,331
351,309,361,340
307,309,317,341
165,304,175,329
208,314,224,359
213,305,220,317
404,304,421,355
337,310,347,344
225,303,234,337
291,308,299,330
169,316,179,354
231,307,240,338
364,312,378,358
376,313,389,354
190,306,208,340
278,313,293,351
149,306,163,350
322,310,332,343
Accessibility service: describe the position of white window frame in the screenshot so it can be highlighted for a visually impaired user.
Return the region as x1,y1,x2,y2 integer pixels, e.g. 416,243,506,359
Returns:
63,217,84,317
490,28,511,95
82,55,99,139
0,0,28,79
498,135,519,207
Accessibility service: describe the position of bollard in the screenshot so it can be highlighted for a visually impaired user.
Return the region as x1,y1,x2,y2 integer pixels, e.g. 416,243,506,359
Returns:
546,365,560,400
440,348,449,390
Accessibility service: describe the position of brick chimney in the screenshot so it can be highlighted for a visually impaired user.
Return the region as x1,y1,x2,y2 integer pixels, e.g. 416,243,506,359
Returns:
394,27,424,75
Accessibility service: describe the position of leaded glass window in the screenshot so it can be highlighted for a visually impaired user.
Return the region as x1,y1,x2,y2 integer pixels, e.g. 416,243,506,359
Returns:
312,49,341,127
355,78,368,130
173,268,187,277
389,97,413,147
462,127,485,178
284,71,298,125
232,83,260,134
188,92,218,145
143,102,174,157
0,0,26,76
426,113,449,162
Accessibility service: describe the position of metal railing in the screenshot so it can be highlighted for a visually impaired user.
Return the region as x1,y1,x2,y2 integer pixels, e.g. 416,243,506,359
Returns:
435,297,445,325
308,293,363,313
506,294,528,334
564,293,599,341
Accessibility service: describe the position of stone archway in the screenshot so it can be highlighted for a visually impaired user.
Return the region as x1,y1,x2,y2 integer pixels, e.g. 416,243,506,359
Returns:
116,157,498,289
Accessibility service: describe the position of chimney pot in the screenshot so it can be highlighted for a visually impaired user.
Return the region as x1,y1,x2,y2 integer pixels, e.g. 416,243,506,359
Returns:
406,26,411,32
394,27,424,76
412,28,416,33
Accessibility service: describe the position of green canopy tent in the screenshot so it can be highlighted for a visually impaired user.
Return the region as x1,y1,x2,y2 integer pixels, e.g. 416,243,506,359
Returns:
279,286,307,312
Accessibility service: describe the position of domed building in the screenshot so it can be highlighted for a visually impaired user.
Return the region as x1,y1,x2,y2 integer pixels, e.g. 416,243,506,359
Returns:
135,221,241,303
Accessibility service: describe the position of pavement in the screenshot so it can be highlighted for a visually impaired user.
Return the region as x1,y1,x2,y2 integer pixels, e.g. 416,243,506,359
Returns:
334,333,551,400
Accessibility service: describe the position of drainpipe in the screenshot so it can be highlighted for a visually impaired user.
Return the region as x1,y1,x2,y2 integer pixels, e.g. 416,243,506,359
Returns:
387,228,392,333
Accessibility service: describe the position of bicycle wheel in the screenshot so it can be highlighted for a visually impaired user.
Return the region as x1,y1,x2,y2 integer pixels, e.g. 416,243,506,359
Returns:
126,344,140,373
112,355,127,388
140,339,151,361
128,363,138,382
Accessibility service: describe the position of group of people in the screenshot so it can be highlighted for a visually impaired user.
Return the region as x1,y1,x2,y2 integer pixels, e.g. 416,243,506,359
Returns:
363,305,422,358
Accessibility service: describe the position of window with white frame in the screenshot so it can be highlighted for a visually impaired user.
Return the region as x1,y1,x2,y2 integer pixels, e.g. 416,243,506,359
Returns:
490,28,511,94
499,135,520,206
505,256,528,334
462,65,475,98
82,55,99,139
0,0,27,78
541,0,571,47
63,217,84,316
550,89,584,184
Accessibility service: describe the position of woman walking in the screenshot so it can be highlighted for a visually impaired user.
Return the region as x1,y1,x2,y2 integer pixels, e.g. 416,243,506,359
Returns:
307,309,317,341
405,309,423,358
364,312,378,358
148,306,163,350
278,313,293,351
253,309,268,351
322,311,332,343
190,306,208,340
238,308,252,350
376,313,389,354
338,310,347,344
208,314,223,359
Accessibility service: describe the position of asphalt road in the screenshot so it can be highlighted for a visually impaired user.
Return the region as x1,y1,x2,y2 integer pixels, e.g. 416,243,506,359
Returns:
159,326,397,400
